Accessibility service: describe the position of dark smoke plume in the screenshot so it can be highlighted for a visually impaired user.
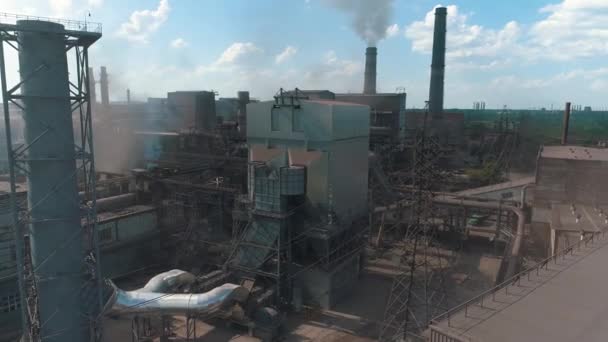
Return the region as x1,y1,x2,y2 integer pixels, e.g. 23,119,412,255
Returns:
324,0,395,46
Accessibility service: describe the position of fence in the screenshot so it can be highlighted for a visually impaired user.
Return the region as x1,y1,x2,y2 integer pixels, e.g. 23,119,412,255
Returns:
429,229,607,341
0,12,102,33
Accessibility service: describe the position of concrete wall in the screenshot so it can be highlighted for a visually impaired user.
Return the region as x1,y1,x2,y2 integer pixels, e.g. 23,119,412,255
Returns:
535,158,608,207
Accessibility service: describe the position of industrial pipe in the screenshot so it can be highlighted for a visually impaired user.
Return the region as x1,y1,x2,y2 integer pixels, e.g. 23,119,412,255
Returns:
373,194,525,279
433,195,525,279
105,269,249,316
96,193,136,212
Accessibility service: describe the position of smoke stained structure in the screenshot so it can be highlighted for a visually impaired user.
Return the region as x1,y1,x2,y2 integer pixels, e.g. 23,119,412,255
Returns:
324,0,395,45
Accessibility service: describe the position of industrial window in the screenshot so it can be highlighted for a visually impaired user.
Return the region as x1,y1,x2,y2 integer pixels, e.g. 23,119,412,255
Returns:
1,293,20,313
292,110,303,132
98,227,113,243
271,110,280,131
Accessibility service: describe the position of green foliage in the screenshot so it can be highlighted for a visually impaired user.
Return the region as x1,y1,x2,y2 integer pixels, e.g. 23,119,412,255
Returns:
465,161,501,186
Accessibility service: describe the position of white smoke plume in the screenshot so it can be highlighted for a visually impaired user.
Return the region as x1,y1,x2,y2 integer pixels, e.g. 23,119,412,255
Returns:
324,0,395,46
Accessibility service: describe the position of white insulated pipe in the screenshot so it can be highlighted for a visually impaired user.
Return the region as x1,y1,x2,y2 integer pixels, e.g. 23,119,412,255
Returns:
105,269,249,317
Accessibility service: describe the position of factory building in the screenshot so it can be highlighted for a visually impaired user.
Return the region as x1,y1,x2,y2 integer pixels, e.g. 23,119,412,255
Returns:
2,5,588,342
532,145,608,255
234,95,370,308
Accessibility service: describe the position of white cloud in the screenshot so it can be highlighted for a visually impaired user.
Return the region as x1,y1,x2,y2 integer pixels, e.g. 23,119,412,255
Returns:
87,0,103,8
529,0,608,60
170,38,188,49
405,5,521,60
385,23,400,37
275,46,297,64
49,0,73,17
305,50,362,80
116,0,170,43
215,42,262,66
189,42,263,77
406,2,608,64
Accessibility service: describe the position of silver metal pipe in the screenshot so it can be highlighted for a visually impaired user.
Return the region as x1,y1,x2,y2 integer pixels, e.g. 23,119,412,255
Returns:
105,269,249,317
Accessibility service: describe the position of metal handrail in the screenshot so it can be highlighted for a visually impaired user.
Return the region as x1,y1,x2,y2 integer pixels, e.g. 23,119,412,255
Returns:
431,228,607,326
0,12,102,33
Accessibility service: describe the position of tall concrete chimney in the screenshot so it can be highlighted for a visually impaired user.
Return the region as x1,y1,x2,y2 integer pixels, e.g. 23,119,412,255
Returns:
363,47,377,94
88,67,96,104
429,7,447,118
562,102,571,145
100,66,109,107
126,88,131,103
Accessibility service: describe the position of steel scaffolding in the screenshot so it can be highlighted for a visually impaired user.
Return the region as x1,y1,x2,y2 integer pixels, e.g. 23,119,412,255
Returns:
0,17,103,341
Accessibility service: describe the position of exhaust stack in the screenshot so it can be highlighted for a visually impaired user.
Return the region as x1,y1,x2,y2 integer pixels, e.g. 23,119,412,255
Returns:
100,66,109,107
429,7,447,118
88,67,96,104
363,47,377,94
562,102,571,145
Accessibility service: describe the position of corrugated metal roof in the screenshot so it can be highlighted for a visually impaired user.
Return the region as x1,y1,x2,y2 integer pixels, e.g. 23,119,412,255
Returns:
541,145,608,161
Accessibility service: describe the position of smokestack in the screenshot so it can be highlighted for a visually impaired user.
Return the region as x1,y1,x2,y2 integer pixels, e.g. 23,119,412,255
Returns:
429,7,447,118
562,102,571,145
363,47,377,94
126,88,131,103
88,67,96,104
237,91,249,136
100,66,109,107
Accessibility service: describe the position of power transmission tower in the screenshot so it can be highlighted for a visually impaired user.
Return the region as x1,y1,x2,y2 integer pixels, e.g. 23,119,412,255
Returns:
379,104,448,341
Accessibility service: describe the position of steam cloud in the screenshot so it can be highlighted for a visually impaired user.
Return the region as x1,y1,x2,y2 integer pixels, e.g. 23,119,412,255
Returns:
324,0,395,46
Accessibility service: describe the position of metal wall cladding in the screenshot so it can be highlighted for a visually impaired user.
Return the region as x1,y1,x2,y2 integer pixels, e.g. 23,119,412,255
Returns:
280,166,306,195
253,175,281,212
116,212,158,241
97,211,158,244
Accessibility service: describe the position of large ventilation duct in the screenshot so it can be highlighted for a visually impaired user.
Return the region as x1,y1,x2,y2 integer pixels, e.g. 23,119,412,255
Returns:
429,7,447,118
100,65,109,107
106,270,249,316
17,20,86,342
363,47,377,94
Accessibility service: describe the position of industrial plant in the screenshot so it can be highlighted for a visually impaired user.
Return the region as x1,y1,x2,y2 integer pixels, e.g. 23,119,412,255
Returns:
1,4,608,342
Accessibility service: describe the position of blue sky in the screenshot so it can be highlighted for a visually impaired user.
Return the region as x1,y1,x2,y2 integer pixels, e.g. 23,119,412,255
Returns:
3,0,608,109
